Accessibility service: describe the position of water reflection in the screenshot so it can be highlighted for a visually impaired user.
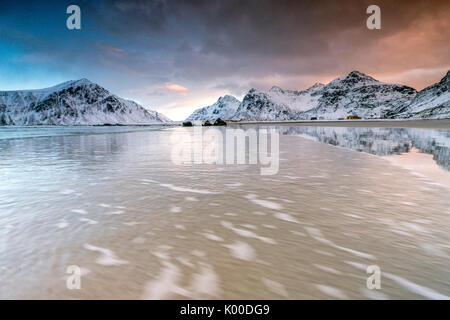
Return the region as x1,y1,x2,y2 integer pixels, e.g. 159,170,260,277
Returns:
268,126,450,171
0,125,449,299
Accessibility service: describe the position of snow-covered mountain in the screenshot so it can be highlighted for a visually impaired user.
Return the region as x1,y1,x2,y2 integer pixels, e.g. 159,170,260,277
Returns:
232,71,418,121
231,83,323,121
0,79,171,125
392,70,450,119
186,95,240,121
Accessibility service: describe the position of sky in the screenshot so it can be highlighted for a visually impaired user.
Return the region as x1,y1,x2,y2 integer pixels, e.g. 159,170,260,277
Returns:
0,0,449,120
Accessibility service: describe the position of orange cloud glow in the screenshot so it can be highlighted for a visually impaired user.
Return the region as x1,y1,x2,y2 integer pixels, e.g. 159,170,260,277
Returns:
165,83,188,94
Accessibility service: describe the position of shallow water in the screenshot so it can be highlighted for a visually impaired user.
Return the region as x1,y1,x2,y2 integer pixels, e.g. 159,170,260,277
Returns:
0,125,449,299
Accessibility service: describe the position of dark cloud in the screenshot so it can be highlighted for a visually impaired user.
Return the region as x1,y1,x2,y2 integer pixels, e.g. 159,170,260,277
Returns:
1,0,448,119
87,0,449,87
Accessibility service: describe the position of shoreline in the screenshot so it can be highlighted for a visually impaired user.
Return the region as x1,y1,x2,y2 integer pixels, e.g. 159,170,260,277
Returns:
1,119,449,129
230,119,450,129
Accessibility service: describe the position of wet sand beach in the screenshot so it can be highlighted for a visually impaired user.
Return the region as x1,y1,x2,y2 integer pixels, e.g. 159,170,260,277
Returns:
0,124,449,299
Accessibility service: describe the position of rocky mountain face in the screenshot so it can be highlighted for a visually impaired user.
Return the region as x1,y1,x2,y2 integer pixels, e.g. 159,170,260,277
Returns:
0,79,171,125
232,83,325,121
2,70,448,125
185,70,449,121
232,71,418,120
392,71,450,119
186,95,240,121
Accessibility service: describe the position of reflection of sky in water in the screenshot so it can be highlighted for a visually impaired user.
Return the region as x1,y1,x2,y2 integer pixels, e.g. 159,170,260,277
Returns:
0,125,449,299
272,126,450,172
384,147,450,188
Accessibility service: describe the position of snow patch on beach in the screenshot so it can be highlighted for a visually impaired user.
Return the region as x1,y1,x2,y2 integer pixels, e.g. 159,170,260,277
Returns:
224,241,255,261
84,244,129,266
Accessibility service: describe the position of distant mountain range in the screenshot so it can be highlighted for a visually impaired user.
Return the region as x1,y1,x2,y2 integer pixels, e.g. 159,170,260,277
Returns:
1,70,448,126
187,70,450,121
0,79,171,125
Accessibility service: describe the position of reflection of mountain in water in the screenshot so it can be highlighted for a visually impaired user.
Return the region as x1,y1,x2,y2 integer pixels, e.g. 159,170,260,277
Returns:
276,126,450,171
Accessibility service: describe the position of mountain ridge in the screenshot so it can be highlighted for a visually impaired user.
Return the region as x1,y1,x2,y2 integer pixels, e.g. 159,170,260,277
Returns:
0,79,171,125
186,70,449,121
186,95,240,121
393,70,450,119
231,70,418,120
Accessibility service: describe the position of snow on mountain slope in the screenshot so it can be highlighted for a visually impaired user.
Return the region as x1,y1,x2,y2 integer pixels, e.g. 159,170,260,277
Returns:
311,71,417,119
186,95,240,121
266,83,324,113
393,70,450,120
232,71,418,120
0,79,171,125
231,83,324,121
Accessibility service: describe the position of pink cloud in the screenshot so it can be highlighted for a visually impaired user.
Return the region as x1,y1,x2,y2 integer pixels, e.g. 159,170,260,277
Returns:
165,83,188,94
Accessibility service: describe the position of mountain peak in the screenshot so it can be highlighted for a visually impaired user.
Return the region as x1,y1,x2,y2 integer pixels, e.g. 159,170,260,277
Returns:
49,78,97,92
327,70,379,88
219,95,239,102
75,78,92,84
436,70,450,88
443,70,450,82
269,86,284,93
68,78,95,87
345,70,375,81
